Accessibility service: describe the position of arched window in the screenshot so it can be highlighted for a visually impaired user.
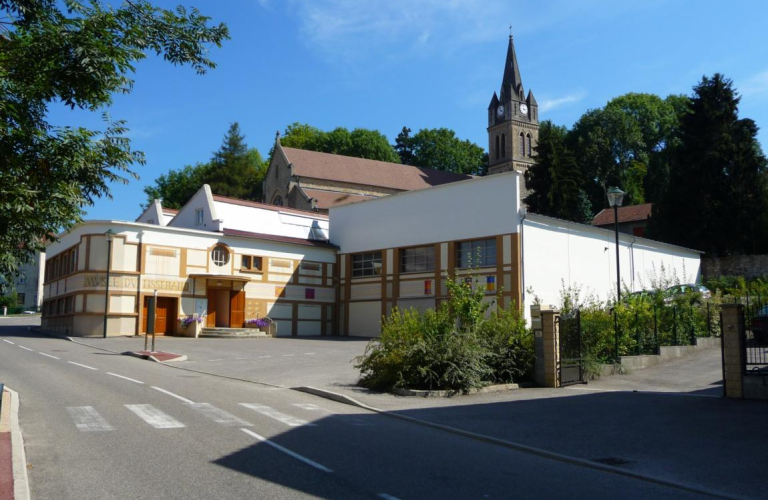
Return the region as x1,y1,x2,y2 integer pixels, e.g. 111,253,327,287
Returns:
211,245,230,267
519,132,525,157
527,134,532,157
501,134,506,158
272,195,283,206
495,135,500,160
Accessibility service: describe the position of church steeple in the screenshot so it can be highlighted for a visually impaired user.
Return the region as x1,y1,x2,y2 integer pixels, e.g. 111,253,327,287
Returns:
487,32,540,192
500,34,523,102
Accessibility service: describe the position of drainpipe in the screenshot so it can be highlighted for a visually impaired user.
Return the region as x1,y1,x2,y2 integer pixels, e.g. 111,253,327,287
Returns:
519,207,528,308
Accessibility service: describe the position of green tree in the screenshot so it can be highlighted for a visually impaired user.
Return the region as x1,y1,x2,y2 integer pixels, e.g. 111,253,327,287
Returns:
394,126,415,165
279,123,400,163
649,74,768,255
0,0,228,277
205,123,267,200
143,123,267,207
408,128,487,175
568,93,686,211
143,163,209,209
524,121,592,223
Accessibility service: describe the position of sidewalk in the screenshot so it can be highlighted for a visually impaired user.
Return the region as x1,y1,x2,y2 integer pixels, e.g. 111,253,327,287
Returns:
0,386,29,500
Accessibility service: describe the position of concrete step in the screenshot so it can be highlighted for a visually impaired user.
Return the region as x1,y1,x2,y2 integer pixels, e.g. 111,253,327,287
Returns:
199,327,268,338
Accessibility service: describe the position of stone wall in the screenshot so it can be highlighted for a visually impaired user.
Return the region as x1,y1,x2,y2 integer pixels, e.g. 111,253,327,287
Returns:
702,254,768,279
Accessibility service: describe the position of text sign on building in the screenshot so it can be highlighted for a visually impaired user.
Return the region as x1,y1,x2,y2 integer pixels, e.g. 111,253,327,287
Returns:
80,274,190,293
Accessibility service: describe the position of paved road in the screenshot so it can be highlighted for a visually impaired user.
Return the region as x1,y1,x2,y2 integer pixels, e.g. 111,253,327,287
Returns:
0,319,733,500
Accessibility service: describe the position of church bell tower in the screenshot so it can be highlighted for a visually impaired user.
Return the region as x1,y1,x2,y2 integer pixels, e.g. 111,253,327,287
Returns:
487,33,539,183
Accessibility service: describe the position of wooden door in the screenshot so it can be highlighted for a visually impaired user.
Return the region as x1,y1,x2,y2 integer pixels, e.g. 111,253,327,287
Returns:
206,289,218,327
142,297,176,335
230,290,245,328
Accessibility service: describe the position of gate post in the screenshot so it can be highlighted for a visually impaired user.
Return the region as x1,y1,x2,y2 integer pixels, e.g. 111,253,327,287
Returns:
721,304,744,399
533,305,560,388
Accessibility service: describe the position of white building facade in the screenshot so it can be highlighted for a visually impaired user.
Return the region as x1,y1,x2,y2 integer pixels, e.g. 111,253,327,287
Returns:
42,186,337,337
330,171,701,336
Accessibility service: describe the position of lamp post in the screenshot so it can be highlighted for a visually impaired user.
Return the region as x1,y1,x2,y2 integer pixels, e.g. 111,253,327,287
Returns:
103,229,115,338
606,187,625,361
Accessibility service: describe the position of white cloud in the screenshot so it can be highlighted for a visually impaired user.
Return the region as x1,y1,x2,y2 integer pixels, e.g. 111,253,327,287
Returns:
539,92,587,112
740,70,768,98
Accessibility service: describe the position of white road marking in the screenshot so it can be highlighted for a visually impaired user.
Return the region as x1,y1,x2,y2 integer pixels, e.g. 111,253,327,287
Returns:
379,494,403,500
125,405,185,429
292,403,326,412
208,359,223,362
305,352,316,355
240,428,332,473
187,403,252,426
2,339,14,344
18,345,33,351
151,386,195,404
240,403,315,427
66,406,114,432
68,361,97,370
258,355,271,359
39,352,60,360
108,372,144,384
281,354,294,357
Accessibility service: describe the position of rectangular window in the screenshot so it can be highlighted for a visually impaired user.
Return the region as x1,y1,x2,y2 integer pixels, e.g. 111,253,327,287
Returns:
195,209,204,225
17,293,25,306
241,255,263,272
71,249,78,273
352,252,382,277
400,246,435,273
18,273,26,285
300,262,321,272
456,238,497,268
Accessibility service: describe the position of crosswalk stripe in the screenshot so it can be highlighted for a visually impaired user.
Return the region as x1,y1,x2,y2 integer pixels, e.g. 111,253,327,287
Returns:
66,406,114,432
125,405,185,429
186,403,252,427
240,403,315,427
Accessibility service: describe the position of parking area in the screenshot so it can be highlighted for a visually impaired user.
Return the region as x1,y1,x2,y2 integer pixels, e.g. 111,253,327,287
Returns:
68,333,372,390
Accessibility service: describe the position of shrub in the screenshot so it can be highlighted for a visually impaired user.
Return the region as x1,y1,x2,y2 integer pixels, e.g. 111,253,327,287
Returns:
477,306,533,383
355,273,533,393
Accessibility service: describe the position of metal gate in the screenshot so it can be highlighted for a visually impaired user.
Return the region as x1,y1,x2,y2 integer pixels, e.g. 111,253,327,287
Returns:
558,310,584,386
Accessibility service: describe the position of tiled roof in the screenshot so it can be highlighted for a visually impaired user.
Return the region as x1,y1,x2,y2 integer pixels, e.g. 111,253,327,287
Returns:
212,194,328,219
221,228,338,249
592,203,653,226
301,188,375,209
162,208,179,214
282,147,474,191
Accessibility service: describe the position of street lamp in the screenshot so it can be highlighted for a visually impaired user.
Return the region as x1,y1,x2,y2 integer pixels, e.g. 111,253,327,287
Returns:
103,229,115,338
606,187,625,361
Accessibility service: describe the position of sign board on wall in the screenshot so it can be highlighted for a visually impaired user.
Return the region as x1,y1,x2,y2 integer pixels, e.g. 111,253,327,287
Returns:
195,298,207,317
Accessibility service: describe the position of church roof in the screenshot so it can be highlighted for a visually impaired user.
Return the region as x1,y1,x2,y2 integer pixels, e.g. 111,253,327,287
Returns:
282,147,474,192
300,188,374,210
500,35,523,99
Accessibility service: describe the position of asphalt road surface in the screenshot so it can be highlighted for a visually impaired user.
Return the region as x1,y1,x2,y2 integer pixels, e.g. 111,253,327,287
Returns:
0,321,738,500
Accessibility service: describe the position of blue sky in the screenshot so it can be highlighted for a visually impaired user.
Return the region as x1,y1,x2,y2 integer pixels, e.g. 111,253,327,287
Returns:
49,0,768,221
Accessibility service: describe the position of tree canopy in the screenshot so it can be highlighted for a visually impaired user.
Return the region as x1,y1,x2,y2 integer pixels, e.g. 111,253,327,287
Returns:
648,74,768,255
143,122,267,208
524,121,592,223
279,123,400,163
0,0,228,277
395,127,487,175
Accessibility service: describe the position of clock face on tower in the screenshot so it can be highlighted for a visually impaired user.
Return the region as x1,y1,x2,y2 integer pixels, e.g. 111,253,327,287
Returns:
520,103,528,115
496,105,505,117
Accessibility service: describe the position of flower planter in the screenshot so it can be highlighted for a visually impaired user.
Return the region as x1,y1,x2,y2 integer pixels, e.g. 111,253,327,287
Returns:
179,317,203,338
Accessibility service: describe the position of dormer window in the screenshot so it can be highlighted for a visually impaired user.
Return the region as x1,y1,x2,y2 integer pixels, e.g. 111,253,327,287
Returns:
195,209,204,225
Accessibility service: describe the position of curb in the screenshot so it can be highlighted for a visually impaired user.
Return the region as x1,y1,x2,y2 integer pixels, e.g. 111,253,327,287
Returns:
122,351,188,363
1,388,30,500
291,386,749,500
392,383,519,398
